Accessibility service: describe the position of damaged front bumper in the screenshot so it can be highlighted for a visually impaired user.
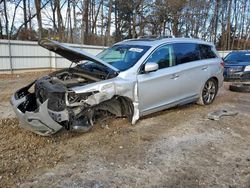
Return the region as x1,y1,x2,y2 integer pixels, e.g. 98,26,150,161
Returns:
10,86,64,136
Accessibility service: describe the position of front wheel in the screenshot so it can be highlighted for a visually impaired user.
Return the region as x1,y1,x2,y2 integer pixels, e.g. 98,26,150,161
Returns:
197,78,218,105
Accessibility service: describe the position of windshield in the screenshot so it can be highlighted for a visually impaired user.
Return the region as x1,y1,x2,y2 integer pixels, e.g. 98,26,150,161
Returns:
96,45,150,71
225,52,250,62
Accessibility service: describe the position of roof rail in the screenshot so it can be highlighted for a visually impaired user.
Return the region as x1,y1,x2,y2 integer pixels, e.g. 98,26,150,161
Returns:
181,35,192,38
137,35,175,40
157,35,175,39
122,38,137,42
137,35,158,39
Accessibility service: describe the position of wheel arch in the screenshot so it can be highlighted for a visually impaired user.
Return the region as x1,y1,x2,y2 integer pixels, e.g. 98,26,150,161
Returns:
94,95,134,123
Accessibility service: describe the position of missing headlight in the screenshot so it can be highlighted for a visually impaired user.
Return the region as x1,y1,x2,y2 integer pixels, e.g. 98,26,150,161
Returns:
67,91,99,104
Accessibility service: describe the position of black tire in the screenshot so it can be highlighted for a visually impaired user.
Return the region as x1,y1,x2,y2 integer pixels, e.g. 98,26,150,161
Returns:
197,78,218,105
229,83,250,93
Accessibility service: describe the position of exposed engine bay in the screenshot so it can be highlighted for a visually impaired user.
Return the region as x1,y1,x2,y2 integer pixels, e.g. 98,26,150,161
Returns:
11,67,134,136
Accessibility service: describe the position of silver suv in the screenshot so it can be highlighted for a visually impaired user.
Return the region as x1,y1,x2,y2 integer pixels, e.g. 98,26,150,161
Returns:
11,38,224,136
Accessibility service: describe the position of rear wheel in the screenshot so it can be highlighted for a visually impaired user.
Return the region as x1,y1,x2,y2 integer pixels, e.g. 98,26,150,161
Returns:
197,78,218,105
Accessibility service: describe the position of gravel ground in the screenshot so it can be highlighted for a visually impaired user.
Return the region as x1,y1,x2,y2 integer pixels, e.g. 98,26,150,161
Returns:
0,72,249,188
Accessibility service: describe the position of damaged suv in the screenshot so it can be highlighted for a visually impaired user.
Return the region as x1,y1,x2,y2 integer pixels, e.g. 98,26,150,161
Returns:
11,38,223,136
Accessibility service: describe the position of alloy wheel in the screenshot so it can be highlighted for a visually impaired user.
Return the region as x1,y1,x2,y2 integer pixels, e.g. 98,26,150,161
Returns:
202,80,217,104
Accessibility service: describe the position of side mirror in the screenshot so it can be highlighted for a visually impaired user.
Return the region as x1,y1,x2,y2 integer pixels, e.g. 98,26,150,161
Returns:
144,62,159,73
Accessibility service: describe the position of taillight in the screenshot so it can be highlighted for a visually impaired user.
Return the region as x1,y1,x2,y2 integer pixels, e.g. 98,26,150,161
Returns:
220,61,225,67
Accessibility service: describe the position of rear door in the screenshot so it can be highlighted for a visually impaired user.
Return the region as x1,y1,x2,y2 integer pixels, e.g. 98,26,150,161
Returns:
171,43,211,99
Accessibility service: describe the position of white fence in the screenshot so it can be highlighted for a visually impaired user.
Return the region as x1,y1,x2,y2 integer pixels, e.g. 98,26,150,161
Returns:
0,39,230,72
0,39,106,72
218,51,231,58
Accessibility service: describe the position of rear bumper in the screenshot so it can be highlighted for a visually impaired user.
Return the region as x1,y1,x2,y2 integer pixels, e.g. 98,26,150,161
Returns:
10,88,63,136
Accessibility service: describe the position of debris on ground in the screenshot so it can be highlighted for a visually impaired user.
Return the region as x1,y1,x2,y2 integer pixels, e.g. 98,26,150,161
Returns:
207,109,238,120
229,82,250,93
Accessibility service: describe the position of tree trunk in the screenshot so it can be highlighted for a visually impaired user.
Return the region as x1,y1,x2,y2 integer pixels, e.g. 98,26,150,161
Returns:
51,1,57,33
221,2,227,50
172,12,179,37
213,0,220,44
231,0,237,50
3,0,9,38
244,31,249,50
67,0,73,42
226,0,232,50
240,0,247,49
92,0,103,34
132,11,137,38
55,0,63,41
23,0,28,30
28,0,32,31
73,1,77,42
83,0,90,43
105,0,112,45
0,18,3,38
101,1,104,36
138,3,144,37
35,0,43,39
10,0,22,37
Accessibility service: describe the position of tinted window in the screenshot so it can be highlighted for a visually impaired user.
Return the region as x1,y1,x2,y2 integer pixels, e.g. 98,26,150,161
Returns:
173,43,200,64
199,44,217,59
224,52,250,62
146,44,174,69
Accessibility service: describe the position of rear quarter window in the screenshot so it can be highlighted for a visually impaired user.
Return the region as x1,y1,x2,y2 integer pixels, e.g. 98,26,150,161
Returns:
199,44,217,59
173,43,200,65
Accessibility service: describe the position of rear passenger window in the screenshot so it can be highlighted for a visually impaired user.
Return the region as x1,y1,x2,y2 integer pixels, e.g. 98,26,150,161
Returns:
173,43,200,65
199,44,217,59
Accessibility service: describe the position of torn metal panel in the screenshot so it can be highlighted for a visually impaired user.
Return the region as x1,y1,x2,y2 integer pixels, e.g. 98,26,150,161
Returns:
11,93,63,136
71,77,140,124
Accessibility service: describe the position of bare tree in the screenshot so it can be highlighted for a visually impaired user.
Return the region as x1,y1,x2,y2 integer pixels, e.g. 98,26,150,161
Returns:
35,0,42,39
92,0,103,34
105,0,112,45
55,0,63,41
1,0,249,48
23,0,27,30
3,0,8,37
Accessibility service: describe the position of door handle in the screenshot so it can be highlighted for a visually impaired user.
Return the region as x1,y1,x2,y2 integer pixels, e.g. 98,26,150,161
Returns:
202,66,208,70
171,74,180,79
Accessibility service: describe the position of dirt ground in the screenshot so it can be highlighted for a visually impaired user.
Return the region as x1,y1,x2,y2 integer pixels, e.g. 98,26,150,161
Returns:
0,71,249,188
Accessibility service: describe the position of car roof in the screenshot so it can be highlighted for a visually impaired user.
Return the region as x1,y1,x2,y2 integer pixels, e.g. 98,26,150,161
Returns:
115,37,214,47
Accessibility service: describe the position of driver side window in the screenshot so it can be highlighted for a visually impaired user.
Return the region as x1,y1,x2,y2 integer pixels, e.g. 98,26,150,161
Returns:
146,44,174,69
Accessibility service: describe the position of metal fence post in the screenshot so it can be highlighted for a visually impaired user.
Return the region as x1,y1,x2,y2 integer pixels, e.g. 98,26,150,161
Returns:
8,39,13,74
55,53,57,69
49,51,52,70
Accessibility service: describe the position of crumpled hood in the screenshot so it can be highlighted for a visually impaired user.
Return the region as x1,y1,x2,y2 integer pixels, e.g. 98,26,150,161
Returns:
38,39,119,72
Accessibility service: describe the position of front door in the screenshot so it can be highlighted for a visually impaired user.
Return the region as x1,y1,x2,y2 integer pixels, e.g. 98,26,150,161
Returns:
137,44,185,115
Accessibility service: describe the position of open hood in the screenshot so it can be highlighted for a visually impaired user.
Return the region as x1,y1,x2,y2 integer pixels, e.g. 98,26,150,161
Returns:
38,39,119,72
